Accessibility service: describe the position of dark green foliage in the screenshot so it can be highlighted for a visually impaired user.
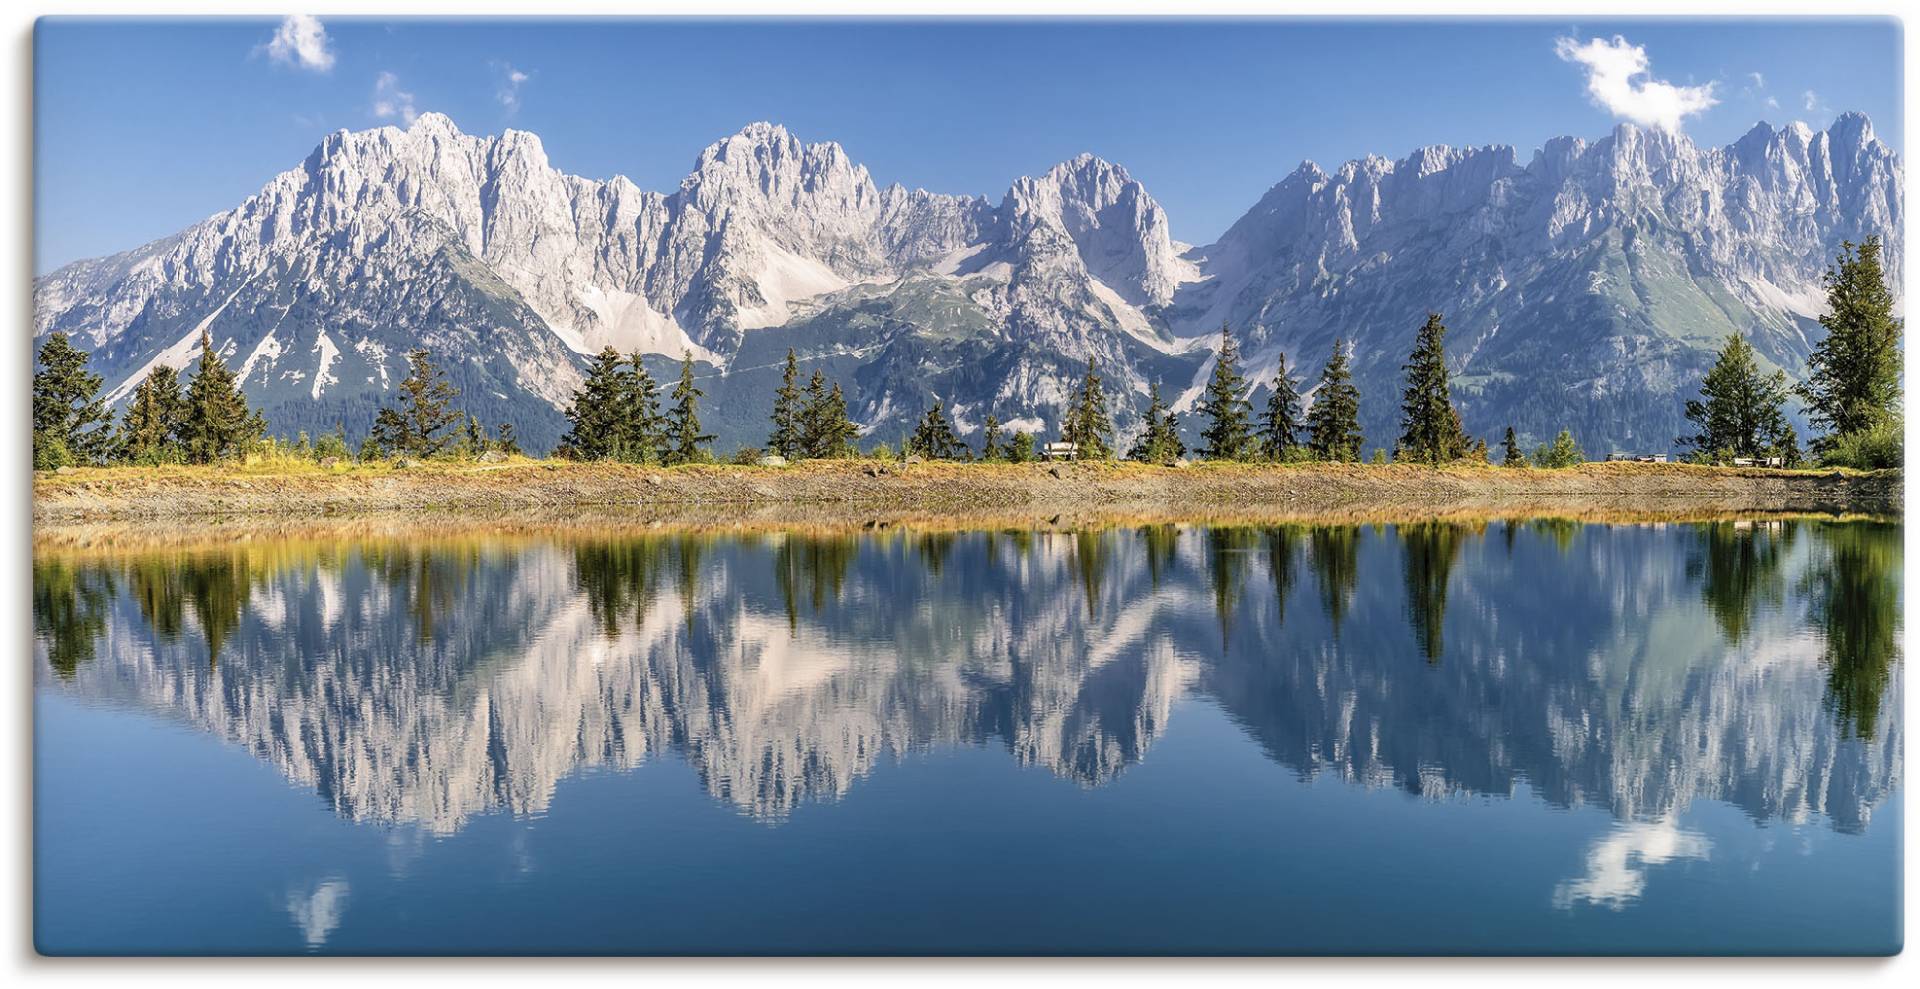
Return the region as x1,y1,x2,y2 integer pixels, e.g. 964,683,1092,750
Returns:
496,422,522,456
1260,355,1303,460
665,351,714,465
370,348,463,458
1502,427,1526,467
1061,357,1114,459
117,364,187,464
1008,431,1035,462
909,401,962,459
33,332,113,466
1398,313,1471,464
314,424,352,461
1196,322,1255,460
1128,380,1185,465
1818,418,1901,469
1681,333,1796,462
767,349,806,459
181,331,266,464
1801,237,1902,451
627,356,667,463
1307,338,1364,461
559,347,636,460
802,380,860,458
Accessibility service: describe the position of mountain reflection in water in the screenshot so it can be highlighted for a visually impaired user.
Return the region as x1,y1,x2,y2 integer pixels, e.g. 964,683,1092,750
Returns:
34,520,1901,843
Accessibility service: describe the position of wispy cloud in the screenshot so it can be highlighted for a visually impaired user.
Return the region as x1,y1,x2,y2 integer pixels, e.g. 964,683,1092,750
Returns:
1803,89,1829,114
264,15,335,73
373,71,418,125
1748,71,1765,89
494,62,531,115
1554,34,1718,134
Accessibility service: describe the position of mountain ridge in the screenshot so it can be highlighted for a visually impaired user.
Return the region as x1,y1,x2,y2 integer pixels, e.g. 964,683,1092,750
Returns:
34,111,1902,455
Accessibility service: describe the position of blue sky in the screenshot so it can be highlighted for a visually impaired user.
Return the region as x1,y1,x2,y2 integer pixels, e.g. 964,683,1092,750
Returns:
35,17,1902,272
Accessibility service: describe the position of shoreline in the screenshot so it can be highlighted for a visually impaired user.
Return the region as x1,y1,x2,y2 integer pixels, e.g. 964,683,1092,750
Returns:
31,460,1902,545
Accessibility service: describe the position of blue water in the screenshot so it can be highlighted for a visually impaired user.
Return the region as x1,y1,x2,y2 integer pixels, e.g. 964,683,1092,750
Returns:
32,519,1903,954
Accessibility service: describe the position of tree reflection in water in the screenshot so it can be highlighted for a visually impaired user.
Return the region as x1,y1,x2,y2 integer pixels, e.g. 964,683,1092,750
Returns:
33,519,1901,839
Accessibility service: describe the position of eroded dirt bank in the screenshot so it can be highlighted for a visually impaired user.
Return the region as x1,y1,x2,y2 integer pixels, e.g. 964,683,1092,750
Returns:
31,460,1901,541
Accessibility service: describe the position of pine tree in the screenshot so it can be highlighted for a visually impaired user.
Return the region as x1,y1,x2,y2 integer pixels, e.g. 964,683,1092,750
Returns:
627,355,665,463
796,369,830,456
496,422,521,456
981,414,1003,461
1681,332,1795,461
1501,427,1527,467
32,332,113,465
1398,312,1470,465
1061,357,1114,459
1196,322,1254,460
664,350,713,465
910,401,960,459
1307,338,1365,461
559,347,633,460
805,382,859,458
767,348,806,459
1260,354,1304,460
117,364,187,464
1128,380,1185,465
1534,429,1583,469
180,331,265,464
370,348,463,458
1801,237,1902,449
1008,431,1035,463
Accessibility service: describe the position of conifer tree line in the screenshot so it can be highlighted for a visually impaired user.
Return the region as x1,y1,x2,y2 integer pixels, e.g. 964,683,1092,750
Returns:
32,237,1899,471
32,333,513,470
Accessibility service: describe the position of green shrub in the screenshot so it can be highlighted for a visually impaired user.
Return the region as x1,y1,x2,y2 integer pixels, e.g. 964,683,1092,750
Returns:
1820,420,1903,470
33,432,73,471
867,442,895,461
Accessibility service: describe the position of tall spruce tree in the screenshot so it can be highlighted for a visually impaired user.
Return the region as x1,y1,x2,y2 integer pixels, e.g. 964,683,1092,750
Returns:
559,347,632,459
1307,338,1365,461
117,365,187,463
1260,354,1304,459
1128,380,1185,465
627,354,666,463
1681,332,1796,461
1061,357,1114,459
1501,427,1527,467
664,350,713,465
768,348,806,459
180,330,265,464
805,381,859,459
1800,236,1902,448
1196,321,1254,460
910,401,960,459
1398,312,1470,465
370,348,463,458
32,332,114,466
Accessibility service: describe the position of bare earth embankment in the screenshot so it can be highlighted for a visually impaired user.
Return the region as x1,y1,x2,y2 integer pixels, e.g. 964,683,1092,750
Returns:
31,459,1901,549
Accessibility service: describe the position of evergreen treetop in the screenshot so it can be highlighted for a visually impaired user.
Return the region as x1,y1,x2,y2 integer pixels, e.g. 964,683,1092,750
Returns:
1061,357,1114,459
1681,332,1796,461
181,330,265,464
1801,236,1902,448
1196,322,1255,460
665,350,713,465
32,332,114,465
1307,338,1365,462
1260,354,1304,459
1398,312,1470,465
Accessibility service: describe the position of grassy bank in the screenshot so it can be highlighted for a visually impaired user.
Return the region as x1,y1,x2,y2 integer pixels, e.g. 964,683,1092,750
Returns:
31,457,1902,527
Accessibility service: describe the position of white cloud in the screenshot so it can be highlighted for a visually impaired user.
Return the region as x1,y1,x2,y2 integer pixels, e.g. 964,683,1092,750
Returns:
373,71,418,125
1554,34,1718,134
495,62,531,114
265,15,335,73
1748,71,1765,89
1803,89,1824,112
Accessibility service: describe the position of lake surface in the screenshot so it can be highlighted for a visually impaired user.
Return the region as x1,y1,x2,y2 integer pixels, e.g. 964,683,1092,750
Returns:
32,518,1902,955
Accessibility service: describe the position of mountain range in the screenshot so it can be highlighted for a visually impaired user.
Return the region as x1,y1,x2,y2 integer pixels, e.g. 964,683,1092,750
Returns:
34,111,1903,455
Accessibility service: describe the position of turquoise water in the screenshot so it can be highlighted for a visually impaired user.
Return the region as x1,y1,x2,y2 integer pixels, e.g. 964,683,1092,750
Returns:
32,519,1902,954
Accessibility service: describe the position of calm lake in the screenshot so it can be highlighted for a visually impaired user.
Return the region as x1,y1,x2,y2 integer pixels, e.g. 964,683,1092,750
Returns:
32,518,1903,955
